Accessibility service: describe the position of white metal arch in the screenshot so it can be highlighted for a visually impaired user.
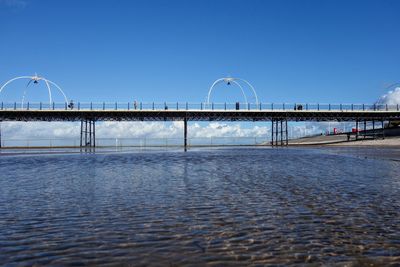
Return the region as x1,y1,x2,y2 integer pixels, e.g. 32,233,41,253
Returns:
0,75,69,107
45,79,68,104
237,78,259,105
384,82,400,91
43,79,53,106
207,78,248,105
207,77,259,105
20,80,52,108
231,80,248,105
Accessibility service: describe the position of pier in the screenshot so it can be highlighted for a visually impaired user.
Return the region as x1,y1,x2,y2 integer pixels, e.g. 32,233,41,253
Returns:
1,102,399,150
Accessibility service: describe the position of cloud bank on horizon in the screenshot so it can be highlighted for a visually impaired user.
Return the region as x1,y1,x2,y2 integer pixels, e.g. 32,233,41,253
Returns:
0,120,352,142
0,121,269,140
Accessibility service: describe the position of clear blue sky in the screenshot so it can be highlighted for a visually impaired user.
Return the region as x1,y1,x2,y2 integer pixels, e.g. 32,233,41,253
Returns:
1,0,399,104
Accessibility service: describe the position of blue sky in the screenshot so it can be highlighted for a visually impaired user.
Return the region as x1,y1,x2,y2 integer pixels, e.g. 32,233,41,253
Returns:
1,0,400,104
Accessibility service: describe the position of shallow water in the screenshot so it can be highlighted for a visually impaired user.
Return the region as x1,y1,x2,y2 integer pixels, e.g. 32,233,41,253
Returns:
0,147,399,266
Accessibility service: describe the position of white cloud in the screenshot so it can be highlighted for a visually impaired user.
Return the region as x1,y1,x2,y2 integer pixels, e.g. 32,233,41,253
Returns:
376,87,400,105
0,121,269,140
190,122,267,138
96,121,183,139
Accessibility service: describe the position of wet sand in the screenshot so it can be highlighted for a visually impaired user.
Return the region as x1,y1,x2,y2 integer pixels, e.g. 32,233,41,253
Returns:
288,135,400,161
323,146,400,162
327,137,400,147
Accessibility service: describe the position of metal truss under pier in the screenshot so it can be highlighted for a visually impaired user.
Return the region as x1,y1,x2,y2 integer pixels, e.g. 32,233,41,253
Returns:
354,120,386,140
1,110,400,122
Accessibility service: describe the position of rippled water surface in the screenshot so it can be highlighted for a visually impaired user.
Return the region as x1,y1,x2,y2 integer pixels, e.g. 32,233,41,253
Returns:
1,147,400,266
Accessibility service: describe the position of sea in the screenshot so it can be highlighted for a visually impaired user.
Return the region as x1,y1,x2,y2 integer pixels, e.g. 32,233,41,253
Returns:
0,147,399,266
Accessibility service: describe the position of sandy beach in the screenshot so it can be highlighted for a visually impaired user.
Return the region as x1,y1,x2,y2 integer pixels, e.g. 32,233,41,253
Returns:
327,137,400,147
289,132,400,147
289,128,400,147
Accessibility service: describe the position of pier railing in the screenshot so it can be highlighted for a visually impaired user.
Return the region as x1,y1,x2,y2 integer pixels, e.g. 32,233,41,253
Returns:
0,102,399,111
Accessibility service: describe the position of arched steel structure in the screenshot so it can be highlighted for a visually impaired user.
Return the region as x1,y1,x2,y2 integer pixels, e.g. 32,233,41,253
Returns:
0,75,69,107
384,83,400,91
207,77,259,106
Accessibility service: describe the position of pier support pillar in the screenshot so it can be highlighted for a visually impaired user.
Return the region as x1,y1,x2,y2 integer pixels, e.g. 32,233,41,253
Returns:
285,119,289,146
184,118,187,152
271,119,274,146
372,120,376,139
80,119,96,148
271,119,288,147
364,120,367,139
355,120,359,140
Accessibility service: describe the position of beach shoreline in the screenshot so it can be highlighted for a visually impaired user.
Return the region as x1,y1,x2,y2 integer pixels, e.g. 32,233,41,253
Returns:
288,131,400,147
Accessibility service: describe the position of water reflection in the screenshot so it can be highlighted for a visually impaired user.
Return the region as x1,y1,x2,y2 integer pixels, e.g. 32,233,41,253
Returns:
0,148,399,265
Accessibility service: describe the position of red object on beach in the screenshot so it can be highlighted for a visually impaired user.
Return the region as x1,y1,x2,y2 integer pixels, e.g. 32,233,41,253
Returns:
352,128,358,133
